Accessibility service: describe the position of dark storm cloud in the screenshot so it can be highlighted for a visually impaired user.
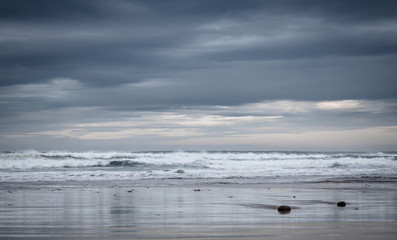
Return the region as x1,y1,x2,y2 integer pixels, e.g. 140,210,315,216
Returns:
1,0,397,110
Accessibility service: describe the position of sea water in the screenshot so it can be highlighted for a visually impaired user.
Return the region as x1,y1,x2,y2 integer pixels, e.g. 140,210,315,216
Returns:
0,150,396,184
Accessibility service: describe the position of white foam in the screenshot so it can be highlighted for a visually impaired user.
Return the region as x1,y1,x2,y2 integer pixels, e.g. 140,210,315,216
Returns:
1,151,396,182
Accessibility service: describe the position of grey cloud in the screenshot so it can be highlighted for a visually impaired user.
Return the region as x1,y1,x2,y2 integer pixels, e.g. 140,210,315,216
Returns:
2,0,397,87
2,55,397,115
1,0,397,150
2,0,396,22
0,0,116,23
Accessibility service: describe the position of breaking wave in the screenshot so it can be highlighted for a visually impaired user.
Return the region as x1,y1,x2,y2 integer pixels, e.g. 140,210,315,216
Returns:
1,150,396,183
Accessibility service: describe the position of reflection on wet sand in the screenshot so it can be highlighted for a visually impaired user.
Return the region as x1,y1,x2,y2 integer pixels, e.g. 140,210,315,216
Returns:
0,183,396,239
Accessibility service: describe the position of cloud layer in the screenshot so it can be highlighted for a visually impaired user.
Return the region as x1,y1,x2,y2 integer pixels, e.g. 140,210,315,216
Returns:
1,0,397,150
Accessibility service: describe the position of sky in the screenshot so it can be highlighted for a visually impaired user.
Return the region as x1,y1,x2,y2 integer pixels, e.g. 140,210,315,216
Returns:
1,0,397,151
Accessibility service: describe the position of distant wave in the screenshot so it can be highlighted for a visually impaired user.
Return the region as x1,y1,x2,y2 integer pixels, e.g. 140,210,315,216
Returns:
1,150,396,183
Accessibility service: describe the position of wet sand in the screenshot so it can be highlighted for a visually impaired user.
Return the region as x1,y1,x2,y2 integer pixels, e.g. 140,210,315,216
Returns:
1,182,396,239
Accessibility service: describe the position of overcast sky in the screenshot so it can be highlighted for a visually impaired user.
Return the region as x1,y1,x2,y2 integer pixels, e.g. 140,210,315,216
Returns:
1,0,397,151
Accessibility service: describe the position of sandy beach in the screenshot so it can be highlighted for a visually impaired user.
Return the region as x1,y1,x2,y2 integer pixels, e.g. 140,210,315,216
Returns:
1,181,396,240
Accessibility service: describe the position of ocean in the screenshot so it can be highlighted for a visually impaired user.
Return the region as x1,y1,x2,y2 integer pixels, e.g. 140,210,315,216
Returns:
1,150,396,185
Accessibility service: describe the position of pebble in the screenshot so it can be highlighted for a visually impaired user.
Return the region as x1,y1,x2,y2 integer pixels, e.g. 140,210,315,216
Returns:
278,205,291,213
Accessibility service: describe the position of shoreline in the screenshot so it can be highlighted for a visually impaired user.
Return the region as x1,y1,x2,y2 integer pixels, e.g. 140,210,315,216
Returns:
1,175,397,189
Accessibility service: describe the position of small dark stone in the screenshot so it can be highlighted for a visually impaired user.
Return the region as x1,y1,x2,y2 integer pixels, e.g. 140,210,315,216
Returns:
127,189,134,193
337,201,346,207
278,205,291,213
